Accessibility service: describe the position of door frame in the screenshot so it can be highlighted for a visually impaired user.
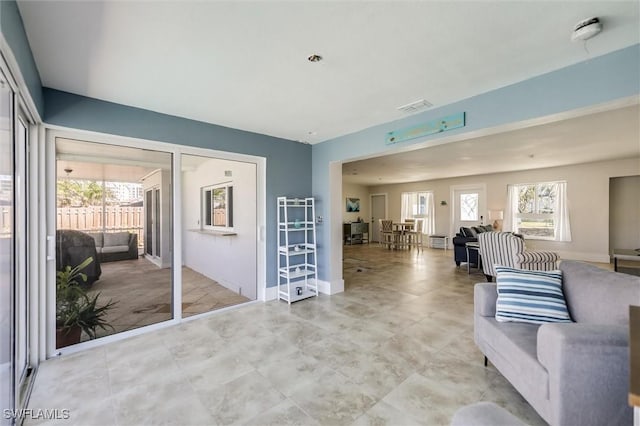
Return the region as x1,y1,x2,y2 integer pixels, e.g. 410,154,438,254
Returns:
44,126,267,357
0,64,41,426
369,193,388,243
449,183,487,243
14,109,30,392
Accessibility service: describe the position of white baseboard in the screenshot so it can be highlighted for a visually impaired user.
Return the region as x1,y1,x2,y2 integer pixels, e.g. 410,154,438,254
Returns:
557,251,610,263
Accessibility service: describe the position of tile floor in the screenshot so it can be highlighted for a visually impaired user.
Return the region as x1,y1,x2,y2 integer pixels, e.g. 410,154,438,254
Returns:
29,244,547,425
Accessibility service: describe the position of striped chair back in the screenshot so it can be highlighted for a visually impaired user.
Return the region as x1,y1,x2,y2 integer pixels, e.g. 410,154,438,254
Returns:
477,232,524,278
380,219,393,232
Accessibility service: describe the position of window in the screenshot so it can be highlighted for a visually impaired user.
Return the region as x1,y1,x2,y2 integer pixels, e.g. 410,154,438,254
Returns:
506,181,571,241
459,193,479,221
400,191,435,234
202,183,233,229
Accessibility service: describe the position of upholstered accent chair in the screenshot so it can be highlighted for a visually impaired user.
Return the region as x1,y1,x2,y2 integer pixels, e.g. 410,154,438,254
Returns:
56,229,102,286
474,260,640,425
477,231,559,281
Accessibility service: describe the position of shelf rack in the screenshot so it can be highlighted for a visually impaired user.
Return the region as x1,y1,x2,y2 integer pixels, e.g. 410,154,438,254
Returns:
277,197,318,303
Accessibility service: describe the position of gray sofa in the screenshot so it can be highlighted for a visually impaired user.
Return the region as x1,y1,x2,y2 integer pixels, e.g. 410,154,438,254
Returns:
474,260,640,426
87,231,138,263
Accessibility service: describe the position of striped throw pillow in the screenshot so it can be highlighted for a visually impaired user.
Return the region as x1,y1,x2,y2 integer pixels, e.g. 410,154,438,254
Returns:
495,266,572,324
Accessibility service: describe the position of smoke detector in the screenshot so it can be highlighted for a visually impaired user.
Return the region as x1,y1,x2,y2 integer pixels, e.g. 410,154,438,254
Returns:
571,17,602,42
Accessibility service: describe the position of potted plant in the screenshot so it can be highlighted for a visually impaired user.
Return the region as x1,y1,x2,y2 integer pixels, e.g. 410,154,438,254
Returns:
56,257,116,348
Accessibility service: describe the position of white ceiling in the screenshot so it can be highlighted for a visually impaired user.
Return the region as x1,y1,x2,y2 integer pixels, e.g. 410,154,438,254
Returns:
17,1,640,144
56,138,245,181
342,104,640,185
56,138,170,181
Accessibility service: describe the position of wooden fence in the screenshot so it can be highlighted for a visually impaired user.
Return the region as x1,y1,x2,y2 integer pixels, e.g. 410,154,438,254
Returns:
1,207,145,245
57,206,144,246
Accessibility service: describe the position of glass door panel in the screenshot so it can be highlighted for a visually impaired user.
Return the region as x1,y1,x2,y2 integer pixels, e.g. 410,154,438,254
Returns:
55,139,173,347
0,69,14,426
15,114,28,391
180,154,257,317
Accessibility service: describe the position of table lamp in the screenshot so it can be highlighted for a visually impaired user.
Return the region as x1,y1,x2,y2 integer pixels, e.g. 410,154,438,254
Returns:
488,210,504,231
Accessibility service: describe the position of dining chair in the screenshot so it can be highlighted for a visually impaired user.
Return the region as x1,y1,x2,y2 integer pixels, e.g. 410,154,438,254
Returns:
406,219,424,251
380,219,397,249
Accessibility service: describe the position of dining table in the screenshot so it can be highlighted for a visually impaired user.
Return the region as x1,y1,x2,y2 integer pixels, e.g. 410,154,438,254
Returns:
392,222,415,249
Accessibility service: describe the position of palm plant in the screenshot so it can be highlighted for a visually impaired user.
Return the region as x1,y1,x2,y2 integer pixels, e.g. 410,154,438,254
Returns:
56,257,116,342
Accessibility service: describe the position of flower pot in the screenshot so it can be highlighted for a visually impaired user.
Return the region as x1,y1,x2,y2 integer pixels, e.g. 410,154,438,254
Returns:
56,325,82,348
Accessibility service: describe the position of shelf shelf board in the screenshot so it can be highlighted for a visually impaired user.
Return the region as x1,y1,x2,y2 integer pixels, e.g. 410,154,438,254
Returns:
278,285,318,303
187,229,237,236
278,245,316,255
278,267,316,279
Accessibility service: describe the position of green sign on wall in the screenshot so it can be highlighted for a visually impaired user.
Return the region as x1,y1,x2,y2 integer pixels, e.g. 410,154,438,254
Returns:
385,112,465,145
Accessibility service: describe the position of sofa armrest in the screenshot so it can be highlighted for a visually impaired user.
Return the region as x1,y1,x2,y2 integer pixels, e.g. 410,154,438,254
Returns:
537,323,631,426
453,236,478,245
474,283,497,317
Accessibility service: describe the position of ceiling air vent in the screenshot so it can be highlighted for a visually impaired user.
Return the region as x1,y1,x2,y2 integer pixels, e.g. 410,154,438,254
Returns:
397,99,433,114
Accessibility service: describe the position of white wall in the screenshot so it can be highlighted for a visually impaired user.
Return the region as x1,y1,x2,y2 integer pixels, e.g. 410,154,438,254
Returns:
182,157,257,299
342,182,370,223
367,158,640,262
609,175,640,253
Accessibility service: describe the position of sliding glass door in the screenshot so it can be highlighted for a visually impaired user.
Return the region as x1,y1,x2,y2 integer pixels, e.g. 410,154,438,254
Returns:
55,139,174,347
0,68,14,426
0,59,33,423
14,112,29,403
180,154,257,317
48,133,265,354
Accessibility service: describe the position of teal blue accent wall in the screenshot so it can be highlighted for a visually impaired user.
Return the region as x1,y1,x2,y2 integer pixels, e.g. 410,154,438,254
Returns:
312,44,640,283
0,0,43,117
44,88,312,288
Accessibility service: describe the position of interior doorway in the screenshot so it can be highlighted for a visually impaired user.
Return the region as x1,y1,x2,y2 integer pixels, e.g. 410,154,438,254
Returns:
609,175,640,254
370,194,386,243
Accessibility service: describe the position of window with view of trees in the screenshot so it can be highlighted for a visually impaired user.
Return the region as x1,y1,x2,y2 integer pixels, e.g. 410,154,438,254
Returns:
506,181,571,241
516,183,556,238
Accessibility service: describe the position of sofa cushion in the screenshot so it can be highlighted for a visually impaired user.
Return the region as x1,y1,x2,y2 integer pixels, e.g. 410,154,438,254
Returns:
86,232,103,248
460,227,474,238
104,232,130,247
495,266,572,324
476,316,549,401
560,260,640,325
101,245,130,254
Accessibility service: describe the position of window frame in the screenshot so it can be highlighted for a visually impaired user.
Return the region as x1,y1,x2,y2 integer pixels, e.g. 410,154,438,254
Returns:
401,191,433,219
459,192,479,222
201,182,234,230
514,181,559,241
